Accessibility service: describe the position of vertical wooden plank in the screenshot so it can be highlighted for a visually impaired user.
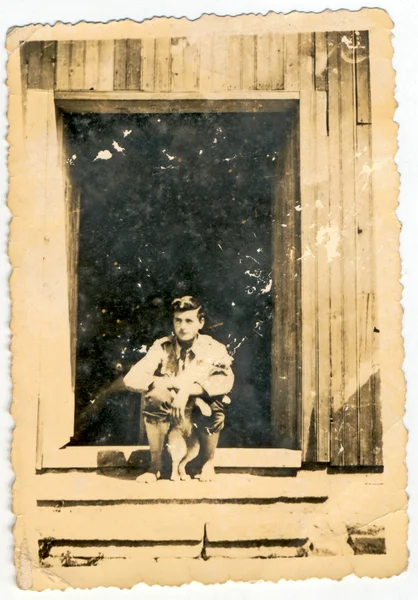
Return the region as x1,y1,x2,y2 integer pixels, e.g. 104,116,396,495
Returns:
56,41,71,91
68,41,86,90
43,91,77,451
300,32,315,91
339,31,358,467
241,35,256,90
69,188,81,388
270,33,285,90
26,41,43,89
301,32,332,462
284,33,300,91
84,41,100,90
272,131,297,448
226,36,241,91
170,37,185,92
293,116,303,452
271,114,301,449
371,369,383,465
171,37,199,92
355,30,372,124
140,38,156,92
40,41,57,89
328,31,345,466
126,39,142,90
97,40,115,91
290,116,302,450
24,90,49,467
24,91,76,463
199,35,213,94
314,31,328,91
256,34,271,90
211,35,227,92
370,93,382,466
355,124,375,465
59,111,80,393
271,150,283,447
315,91,331,463
155,37,171,92
184,38,200,91
114,40,127,90
19,41,29,95
299,32,317,462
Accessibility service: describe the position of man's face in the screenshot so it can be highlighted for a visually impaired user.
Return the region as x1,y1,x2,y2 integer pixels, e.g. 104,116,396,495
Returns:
173,308,204,343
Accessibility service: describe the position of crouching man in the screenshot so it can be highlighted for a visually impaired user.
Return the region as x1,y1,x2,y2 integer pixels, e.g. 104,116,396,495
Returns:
123,296,234,482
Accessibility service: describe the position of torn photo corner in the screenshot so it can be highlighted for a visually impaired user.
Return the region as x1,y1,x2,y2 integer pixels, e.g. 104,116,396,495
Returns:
7,8,406,590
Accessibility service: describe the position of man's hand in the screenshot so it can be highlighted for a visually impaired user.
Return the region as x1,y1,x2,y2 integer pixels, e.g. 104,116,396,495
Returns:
171,390,189,423
170,383,206,423
163,377,181,391
151,376,179,392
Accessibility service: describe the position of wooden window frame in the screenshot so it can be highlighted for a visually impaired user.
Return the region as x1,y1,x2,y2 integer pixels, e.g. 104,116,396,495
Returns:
38,91,305,470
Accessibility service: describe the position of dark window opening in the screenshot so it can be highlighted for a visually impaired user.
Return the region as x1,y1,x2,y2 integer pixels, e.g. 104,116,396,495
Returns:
63,108,299,448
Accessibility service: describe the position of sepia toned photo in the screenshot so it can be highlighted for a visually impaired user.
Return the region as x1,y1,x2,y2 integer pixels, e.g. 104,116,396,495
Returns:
7,9,406,590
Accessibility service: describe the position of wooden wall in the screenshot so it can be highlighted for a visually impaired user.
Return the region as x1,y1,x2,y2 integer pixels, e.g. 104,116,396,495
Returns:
20,31,382,467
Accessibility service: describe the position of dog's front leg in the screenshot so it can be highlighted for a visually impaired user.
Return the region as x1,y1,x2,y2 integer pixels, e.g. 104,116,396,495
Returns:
167,428,187,481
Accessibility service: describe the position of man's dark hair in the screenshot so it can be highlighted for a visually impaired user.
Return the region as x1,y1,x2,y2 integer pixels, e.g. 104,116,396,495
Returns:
171,296,204,319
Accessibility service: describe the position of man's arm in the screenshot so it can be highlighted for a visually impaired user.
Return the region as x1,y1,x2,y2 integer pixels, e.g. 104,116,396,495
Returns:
170,381,205,422
90,340,164,406
123,341,164,392
193,352,235,398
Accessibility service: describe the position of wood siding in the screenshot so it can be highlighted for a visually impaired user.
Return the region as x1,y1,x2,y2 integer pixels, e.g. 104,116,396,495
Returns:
20,30,381,467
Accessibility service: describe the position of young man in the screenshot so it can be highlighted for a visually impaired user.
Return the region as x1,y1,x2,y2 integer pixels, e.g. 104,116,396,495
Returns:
123,296,234,482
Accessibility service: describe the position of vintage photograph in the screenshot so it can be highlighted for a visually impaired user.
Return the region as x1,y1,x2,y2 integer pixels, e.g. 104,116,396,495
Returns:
8,9,406,589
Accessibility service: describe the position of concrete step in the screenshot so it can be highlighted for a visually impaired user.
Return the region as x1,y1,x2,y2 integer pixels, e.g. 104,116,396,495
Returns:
29,469,397,584
38,504,205,562
37,502,323,564
36,511,388,568
205,515,310,558
34,470,390,567
35,471,334,565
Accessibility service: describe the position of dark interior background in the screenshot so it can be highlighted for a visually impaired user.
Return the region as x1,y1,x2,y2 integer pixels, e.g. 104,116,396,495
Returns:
64,110,293,448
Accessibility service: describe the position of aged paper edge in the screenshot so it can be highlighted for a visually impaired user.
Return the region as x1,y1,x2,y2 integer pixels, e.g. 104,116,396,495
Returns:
6,8,406,589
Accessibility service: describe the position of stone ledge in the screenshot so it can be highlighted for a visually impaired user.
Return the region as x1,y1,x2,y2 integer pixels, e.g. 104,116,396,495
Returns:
44,446,302,469
35,472,329,503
